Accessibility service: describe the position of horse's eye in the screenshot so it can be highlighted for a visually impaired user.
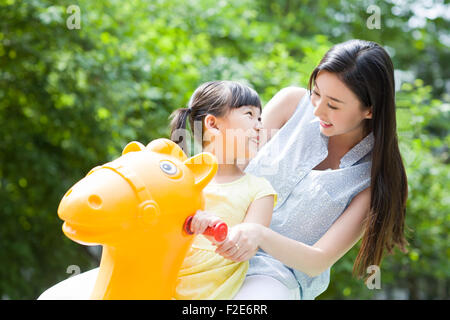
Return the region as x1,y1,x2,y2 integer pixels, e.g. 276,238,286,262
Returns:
159,161,178,175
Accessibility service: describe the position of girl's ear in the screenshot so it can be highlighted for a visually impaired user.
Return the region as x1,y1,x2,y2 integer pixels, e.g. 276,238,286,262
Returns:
204,114,221,135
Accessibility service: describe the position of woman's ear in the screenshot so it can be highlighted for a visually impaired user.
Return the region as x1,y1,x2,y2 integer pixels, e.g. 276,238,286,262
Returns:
365,107,373,119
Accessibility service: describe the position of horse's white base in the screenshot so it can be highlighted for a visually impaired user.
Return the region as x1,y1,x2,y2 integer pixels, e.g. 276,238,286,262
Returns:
37,267,99,300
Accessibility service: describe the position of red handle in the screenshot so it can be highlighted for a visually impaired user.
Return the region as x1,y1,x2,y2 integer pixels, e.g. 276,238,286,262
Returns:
183,215,228,242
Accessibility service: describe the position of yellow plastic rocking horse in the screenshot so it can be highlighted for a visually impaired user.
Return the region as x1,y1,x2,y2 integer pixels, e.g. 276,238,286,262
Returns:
38,138,225,299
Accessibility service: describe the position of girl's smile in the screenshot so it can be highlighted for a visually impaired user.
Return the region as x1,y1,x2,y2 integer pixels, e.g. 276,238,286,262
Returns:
204,105,263,163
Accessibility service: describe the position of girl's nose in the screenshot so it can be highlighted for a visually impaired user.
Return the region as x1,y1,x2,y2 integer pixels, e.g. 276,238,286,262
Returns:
255,119,263,130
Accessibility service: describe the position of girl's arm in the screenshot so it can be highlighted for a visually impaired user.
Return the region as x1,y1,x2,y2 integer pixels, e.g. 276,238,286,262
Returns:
243,195,274,227
189,210,224,235
215,195,275,261
218,188,371,276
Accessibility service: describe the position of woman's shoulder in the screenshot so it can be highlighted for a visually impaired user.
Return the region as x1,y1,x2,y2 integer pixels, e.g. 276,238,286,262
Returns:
278,86,309,123
278,86,308,100
261,87,308,132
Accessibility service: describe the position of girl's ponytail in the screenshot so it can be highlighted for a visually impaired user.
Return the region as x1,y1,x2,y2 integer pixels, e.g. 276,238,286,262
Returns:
169,107,191,156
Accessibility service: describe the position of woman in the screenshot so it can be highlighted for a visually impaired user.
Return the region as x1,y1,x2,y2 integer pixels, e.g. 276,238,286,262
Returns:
213,39,409,299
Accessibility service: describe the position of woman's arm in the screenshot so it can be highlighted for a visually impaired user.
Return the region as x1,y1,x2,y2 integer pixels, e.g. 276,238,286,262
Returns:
237,87,307,172
260,87,307,141
219,188,371,277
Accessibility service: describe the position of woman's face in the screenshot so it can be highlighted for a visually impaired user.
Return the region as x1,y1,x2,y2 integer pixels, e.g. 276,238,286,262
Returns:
311,70,372,138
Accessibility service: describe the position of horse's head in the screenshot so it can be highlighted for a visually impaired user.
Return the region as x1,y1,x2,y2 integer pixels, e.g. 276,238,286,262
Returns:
58,138,217,246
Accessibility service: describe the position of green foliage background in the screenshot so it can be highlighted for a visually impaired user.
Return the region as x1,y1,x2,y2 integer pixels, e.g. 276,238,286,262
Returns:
0,0,448,299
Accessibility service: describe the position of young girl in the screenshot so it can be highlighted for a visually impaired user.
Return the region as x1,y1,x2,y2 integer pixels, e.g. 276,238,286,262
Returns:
169,80,277,299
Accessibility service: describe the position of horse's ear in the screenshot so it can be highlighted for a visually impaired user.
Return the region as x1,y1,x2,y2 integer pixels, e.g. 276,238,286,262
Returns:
122,141,146,155
146,138,188,161
184,152,218,191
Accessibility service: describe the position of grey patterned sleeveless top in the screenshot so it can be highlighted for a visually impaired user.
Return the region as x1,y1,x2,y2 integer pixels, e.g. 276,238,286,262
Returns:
244,92,374,299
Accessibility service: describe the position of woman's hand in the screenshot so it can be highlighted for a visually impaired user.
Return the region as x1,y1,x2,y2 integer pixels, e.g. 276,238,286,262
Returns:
215,223,264,262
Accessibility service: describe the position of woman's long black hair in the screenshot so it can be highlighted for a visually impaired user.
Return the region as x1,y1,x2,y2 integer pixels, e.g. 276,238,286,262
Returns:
309,40,409,278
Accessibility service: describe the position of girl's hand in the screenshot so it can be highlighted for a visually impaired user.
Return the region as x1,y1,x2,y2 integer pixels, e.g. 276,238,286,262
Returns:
190,210,223,236
215,223,263,262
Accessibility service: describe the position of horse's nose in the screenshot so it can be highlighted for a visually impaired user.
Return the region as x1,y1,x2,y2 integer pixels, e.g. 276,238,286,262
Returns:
88,194,103,209
58,188,81,221
58,187,103,222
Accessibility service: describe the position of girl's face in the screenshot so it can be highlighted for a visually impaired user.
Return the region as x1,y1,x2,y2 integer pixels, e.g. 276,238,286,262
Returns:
311,71,372,139
204,105,262,164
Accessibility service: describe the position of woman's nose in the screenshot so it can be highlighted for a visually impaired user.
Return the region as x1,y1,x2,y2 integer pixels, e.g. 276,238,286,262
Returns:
313,99,326,118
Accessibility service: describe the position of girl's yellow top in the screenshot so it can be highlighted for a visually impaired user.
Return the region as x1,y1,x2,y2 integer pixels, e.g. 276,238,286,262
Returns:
174,173,277,300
